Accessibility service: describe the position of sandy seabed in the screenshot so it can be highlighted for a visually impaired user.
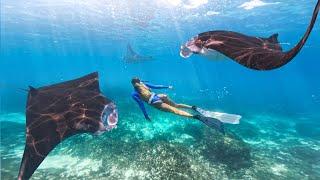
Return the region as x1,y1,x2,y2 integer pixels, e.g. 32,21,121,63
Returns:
1,104,319,179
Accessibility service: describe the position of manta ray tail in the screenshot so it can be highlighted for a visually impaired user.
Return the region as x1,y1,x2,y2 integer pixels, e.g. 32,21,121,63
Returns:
284,0,319,60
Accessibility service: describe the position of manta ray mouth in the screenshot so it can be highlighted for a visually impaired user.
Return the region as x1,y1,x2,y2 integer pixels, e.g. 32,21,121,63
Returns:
180,37,203,58
180,45,193,58
98,102,118,134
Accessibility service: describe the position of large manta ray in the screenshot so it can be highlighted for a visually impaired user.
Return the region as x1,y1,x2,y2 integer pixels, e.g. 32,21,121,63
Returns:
124,44,152,63
180,0,319,70
18,72,118,180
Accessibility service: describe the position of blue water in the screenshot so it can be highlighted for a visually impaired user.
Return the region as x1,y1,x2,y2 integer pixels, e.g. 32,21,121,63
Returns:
1,0,320,179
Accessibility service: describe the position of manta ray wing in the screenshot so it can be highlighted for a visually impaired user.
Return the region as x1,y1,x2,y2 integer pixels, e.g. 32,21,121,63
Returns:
198,31,286,70
181,0,319,70
124,44,152,62
127,44,137,56
18,72,118,180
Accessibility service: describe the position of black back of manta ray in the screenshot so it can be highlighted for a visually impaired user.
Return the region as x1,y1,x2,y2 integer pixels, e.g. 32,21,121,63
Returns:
187,0,319,70
18,72,113,180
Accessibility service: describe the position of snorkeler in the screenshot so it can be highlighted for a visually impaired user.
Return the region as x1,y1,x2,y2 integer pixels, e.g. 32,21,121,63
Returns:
131,77,225,133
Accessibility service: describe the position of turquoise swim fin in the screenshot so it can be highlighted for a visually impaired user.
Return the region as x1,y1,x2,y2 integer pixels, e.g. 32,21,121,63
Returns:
193,106,241,124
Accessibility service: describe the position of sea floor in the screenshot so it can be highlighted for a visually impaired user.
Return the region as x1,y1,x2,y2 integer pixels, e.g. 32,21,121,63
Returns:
1,101,320,180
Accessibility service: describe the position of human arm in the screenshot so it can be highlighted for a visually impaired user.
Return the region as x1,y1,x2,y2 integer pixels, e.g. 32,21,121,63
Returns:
131,92,151,121
144,82,173,89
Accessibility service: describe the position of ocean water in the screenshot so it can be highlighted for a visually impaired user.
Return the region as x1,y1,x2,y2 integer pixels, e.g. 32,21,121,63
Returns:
1,0,320,179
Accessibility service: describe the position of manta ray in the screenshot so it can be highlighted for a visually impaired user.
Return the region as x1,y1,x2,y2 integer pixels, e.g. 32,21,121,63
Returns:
124,44,152,63
18,72,118,180
180,0,319,70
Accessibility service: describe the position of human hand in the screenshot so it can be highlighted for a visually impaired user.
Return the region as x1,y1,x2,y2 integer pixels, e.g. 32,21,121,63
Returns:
168,86,173,89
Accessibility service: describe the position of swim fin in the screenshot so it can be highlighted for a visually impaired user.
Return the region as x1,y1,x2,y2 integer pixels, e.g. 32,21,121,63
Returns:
194,115,225,134
193,107,241,124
